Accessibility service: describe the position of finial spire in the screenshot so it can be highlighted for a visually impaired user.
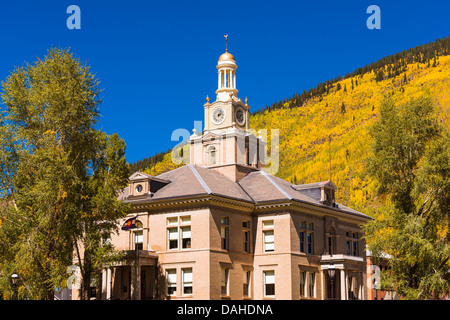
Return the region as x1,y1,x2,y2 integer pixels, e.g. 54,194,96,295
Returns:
224,34,228,52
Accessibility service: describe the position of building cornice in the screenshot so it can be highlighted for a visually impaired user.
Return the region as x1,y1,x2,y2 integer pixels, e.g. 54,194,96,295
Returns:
127,193,371,223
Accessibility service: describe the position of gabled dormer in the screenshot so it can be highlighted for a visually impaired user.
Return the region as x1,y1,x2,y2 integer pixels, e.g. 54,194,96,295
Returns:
292,180,337,207
128,171,171,199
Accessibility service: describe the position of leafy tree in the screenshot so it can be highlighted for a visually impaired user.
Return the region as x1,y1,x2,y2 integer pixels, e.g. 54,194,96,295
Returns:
364,96,449,299
0,48,129,299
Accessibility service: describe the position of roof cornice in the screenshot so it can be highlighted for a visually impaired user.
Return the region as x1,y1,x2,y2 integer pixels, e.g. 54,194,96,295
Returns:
127,193,372,223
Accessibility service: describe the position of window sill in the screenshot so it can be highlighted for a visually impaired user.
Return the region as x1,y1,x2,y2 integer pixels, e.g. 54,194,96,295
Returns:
221,296,231,300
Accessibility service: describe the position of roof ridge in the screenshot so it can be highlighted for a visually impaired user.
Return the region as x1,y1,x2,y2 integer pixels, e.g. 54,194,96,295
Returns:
188,164,212,194
156,164,187,177
260,170,292,200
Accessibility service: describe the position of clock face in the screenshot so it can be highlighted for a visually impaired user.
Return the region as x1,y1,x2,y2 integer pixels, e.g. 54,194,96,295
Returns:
235,107,245,126
212,107,226,124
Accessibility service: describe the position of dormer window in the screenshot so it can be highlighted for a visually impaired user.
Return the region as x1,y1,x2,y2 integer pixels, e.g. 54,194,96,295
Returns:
292,181,337,207
127,172,171,199
320,182,337,207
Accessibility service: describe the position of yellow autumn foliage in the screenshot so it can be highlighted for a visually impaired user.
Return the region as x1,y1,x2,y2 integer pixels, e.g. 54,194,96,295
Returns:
143,55,450,217
249,55,450,213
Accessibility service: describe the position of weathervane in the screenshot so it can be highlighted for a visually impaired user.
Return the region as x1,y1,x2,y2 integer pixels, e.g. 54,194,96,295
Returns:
224,34,228,52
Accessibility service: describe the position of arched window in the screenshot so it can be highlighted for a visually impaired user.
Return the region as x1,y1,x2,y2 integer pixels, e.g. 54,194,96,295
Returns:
208,146,216,165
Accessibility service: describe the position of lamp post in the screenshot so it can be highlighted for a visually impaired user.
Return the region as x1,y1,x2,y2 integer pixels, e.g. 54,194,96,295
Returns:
328,262,336,300
11,271,18,300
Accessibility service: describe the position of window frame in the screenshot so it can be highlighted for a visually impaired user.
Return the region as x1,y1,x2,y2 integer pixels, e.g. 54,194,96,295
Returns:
166,269,177,296
166,215,192,251
299,270,307,297
263,270,275,298
262,220,274,253
133,220,144,251
221,217,229,251
182,268,193,295
243,270,251,298
221,268,229,297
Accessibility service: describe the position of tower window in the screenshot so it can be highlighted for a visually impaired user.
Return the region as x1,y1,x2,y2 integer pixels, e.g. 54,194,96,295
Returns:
208,146,217,165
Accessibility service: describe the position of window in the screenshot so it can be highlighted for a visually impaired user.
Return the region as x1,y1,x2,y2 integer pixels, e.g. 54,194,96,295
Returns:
209,146,216,165
263,220,274,253
221,268,229,296
263,230,274,252
299,231,305,253
263,220,274,228
299,221,306,253
166,269,177,296
243,271,251,298
168,227,178,250
352,241,358,256
182,268,193,295
221,217,229,250
167,217,178,225
167,216,191,251
243,220,251,253
346,231,359,256
181,216,191,224
308,272,316,298
327,227,336,255
307,223,314,254
134,220,143,250
299,221,313,254
181,226,191,249
299,270,306,297
264,271,275,297
243,230,251,253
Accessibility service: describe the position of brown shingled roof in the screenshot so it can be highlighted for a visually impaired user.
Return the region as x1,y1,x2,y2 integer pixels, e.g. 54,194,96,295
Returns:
123,165,371,220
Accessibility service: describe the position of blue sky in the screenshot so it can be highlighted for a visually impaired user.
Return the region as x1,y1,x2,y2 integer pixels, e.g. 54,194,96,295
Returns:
0,0,449,164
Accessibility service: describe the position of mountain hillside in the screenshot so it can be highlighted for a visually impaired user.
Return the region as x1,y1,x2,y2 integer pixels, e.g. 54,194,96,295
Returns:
134,38,450,215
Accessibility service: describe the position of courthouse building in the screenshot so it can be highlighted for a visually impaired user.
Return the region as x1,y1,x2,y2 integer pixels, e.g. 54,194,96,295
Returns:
96,47,372,300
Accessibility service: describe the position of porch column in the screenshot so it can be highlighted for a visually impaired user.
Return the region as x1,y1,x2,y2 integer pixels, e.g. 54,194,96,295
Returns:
106,267,112,300
340,269,346,300
101,268,107,300
321,269,326,300
359,271,365,300
130,264,141,300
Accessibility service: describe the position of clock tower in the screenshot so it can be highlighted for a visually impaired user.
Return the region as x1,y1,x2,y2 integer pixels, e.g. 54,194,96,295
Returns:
190,39,265,181
203,46,250,133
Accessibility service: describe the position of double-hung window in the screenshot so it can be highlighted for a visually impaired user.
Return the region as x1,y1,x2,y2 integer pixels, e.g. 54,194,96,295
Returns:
167,216,191,250
307,223,314,254
182,268,193,295
221,268,229,296
243,220,251,253
221,217,229,250
263,220,274,253
299,270,307,297
243,271,251,298
264,270,275,297
166,269,177,296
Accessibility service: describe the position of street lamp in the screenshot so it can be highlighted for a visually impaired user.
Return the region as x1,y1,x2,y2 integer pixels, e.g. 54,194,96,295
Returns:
328,261,336,300
11,271,19,300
